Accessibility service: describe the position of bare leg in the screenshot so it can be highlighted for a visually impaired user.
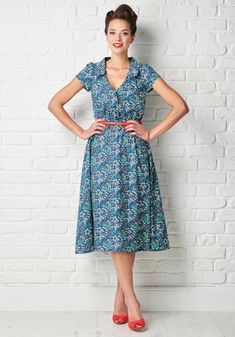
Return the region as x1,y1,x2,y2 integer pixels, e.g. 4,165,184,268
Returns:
113,253,136,316
113,276,128,317
111,252,143,323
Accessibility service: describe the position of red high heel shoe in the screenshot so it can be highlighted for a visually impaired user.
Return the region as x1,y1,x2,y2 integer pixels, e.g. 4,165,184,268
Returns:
128,317,145,331
112,314,128,324
127,301,145,331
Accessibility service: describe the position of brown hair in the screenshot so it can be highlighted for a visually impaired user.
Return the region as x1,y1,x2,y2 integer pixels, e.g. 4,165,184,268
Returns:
104,4,138,36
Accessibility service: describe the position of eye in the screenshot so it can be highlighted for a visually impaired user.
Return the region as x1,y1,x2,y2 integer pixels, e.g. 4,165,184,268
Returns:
108,31,129,35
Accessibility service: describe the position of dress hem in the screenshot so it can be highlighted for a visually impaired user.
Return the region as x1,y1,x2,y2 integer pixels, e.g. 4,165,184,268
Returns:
75,245,170,254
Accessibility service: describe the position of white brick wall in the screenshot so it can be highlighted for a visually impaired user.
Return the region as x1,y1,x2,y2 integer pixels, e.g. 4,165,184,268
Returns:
0,0,235,294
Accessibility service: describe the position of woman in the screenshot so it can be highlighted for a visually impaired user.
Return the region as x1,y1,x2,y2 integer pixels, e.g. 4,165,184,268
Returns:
48,4,189,332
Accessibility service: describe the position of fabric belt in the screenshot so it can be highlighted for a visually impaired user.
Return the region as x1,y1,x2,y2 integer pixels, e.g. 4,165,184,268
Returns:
101,121,140,126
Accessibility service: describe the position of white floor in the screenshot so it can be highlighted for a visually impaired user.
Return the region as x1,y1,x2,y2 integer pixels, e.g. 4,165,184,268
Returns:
0,311,235,337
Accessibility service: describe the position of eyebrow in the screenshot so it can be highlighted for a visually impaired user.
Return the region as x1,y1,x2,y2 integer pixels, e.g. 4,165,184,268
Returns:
108,29,129,31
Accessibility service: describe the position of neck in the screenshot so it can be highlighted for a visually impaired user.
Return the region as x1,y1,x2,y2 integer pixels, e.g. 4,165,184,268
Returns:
107,54,130,68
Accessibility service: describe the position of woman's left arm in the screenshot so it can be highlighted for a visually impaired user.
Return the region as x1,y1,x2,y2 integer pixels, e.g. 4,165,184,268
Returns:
149,77,189,141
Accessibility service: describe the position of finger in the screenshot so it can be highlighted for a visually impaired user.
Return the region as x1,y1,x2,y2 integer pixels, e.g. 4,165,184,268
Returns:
96,121,106,125
94,130,104,134
125,126,136,132
96,122,107,128
95,125,106,131
95,120,106,126
125,122,140,129
130,120,140,125
126,131,137,135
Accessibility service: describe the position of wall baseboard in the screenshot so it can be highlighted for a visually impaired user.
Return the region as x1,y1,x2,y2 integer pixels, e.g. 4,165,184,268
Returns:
1,286,235,311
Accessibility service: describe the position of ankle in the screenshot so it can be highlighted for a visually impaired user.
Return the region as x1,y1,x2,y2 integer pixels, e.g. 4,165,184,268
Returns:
125,295,139,307
115,289,125,301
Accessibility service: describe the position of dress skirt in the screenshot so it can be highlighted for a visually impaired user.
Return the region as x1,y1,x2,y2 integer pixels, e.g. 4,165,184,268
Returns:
75,125,170,254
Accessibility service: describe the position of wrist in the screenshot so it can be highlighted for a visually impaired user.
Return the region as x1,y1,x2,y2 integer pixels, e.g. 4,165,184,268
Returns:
147,130,152,143
77,128,85,138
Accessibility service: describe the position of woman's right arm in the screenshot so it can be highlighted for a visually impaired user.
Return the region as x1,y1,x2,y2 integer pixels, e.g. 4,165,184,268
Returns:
48,77,86,138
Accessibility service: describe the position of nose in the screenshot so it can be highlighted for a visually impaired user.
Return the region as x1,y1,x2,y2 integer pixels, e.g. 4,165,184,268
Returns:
116,34,122,41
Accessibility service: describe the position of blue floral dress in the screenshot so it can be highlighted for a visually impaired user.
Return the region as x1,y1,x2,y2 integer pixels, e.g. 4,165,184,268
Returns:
74,56,170,254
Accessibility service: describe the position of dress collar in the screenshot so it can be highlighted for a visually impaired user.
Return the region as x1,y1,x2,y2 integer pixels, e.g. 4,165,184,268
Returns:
96,56,140,78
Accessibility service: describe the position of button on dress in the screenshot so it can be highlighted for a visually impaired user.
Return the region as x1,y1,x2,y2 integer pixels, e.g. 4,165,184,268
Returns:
74,56,170,254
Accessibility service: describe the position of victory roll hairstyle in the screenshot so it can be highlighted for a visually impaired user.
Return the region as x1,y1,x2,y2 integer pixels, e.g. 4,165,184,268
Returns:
104,4,138,36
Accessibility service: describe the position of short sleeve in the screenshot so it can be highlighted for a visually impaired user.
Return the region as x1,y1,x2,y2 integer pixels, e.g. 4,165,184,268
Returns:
75,62,94,92
142,63,161,93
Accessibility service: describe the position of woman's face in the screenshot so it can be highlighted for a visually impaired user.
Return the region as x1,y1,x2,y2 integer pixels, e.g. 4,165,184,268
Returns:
106,19,134,55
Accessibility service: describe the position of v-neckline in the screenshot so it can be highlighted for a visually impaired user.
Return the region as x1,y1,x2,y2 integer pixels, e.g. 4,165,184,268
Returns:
104,56,132,92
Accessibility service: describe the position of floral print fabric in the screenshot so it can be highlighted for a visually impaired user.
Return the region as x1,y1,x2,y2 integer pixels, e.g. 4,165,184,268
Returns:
74,56,170,253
